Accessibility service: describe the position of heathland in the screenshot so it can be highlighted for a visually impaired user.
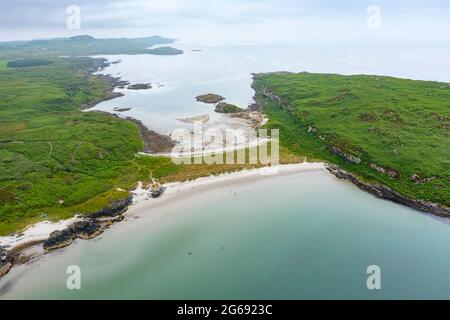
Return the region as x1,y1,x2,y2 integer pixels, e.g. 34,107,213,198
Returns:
253,72,449,208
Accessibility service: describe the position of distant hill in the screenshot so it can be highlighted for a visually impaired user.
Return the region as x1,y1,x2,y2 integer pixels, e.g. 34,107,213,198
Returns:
0,35,183,59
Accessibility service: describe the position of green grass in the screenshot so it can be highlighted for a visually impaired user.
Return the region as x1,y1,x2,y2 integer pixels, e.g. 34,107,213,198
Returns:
253,72,450,206
0,61,7,71
0,58,182,235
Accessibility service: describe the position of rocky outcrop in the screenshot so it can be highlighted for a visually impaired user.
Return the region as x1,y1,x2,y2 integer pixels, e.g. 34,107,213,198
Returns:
113,107,132,112
410,174,436,185
196,94,225,104
330,146,361,164
370,163,400,179
88,196,132,218
127,83,152,90
43,197,132,251
326,165,450,217
261,89,282,104
43,216,125,251
43,229,74,250
150,186,166,198
128,118,175,153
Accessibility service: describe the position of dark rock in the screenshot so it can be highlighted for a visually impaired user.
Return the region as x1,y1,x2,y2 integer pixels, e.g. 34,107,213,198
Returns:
69,220,103,240
43,229,74,250
127,83,152,90
88,196,132,218
326,165,450,217
330,146,361,164
128,118,175,153
113,107,132,112
43,197,133,251
196,94,225,104
150,186,166,198
248,102,259,111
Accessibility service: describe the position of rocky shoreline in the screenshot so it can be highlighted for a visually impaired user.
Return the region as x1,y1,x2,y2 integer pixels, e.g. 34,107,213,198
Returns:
0,185,167,279
43,196,132,251
326,165,450,217
129,118,176,153
0,197,132,278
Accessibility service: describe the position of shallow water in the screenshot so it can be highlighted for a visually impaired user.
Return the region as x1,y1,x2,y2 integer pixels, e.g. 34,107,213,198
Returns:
89,41,450,135
2,169,450,299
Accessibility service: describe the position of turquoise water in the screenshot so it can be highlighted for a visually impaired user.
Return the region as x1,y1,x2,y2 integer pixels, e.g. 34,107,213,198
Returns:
2,169,450,299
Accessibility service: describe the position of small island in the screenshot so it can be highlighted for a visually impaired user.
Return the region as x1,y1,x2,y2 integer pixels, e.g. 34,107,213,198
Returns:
113,107,132,112
127,83,152,90
196,93,225,104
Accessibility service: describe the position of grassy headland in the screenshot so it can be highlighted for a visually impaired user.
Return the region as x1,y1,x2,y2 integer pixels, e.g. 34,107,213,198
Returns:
253,72,450,208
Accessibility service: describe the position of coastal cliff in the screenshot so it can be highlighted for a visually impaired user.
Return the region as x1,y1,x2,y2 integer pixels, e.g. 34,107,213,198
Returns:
327,165,450,216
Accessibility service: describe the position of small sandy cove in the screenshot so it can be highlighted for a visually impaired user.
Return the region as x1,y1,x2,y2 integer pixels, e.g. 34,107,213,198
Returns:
0,162,325,250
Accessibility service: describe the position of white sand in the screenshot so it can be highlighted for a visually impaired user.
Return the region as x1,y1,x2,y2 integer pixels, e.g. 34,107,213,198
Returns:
0,162,325,251
0,217,81,250
126,162,326,214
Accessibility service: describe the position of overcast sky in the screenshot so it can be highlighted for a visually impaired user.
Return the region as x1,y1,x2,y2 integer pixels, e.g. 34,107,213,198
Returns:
0,0,449,45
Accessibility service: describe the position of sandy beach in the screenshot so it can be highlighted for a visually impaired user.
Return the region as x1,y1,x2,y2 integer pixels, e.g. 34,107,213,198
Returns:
0,162,325,252
129,162,326,213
